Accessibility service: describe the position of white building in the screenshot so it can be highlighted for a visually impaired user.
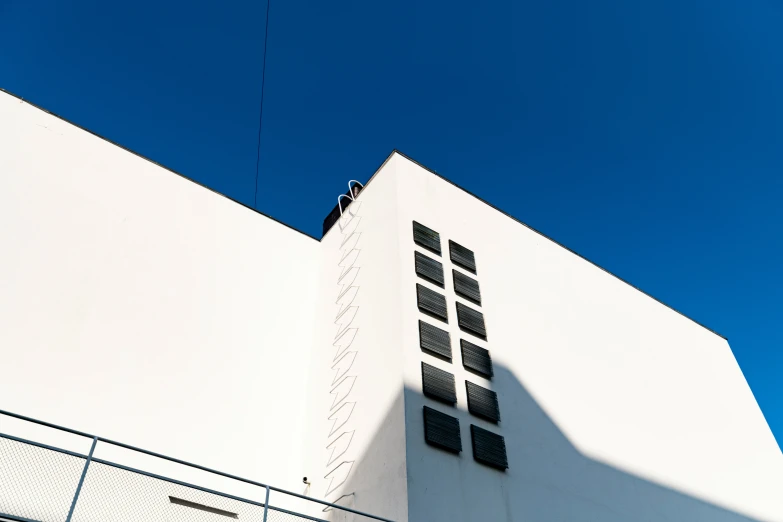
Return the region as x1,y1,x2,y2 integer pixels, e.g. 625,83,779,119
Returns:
1,88,782,522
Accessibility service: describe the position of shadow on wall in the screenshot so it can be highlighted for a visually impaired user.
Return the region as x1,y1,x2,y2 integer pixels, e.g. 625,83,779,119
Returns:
331,364,763,522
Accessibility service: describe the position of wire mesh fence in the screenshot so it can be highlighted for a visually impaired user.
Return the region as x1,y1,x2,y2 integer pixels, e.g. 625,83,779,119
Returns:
71,461,268,522
0,437,85,522
0,410,391,522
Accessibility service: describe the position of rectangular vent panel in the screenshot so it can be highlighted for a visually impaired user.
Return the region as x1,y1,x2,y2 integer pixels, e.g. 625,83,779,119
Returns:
466,381,500,422
449,240,476,273
461,339,493,378
415,251,445,287
418,284,448,322
453,270,481,305
424,406,462,454
470,425,508,470
422,362,457,404
413,221,442,255
169,497,239,519
419,320,452,360
456,302,486,339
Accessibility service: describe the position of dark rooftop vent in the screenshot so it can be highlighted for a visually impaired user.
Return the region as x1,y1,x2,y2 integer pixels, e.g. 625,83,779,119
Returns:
323,184,363,236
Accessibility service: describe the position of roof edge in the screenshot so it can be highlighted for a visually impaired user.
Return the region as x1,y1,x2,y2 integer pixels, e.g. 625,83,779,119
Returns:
0,87,319,242
387,149,727,341
318,150,400,241
0,87,726,340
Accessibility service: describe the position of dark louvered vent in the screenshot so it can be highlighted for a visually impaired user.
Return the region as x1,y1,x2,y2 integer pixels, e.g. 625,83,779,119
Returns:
453,270,481,305
423,406,462,453
470,425,508,470
419,320,452,360
449,240,476,273
456,302,486,339
413,221,441,255
461,339,493,378
422,362,457,404
417,284,448,322
466,381,500,423
415,251,445,287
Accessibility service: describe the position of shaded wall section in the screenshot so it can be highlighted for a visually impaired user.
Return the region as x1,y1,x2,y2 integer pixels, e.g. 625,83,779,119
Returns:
351,375,772,522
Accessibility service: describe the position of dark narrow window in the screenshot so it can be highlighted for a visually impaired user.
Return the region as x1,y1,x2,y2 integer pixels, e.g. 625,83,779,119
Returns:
453,270,481,305
423,406,462,453
169,497,239,519
449,240,476,273
466,381,500,423
456,302,486,339
422,362,457,404
470,425,508,470
419,320,452,361
415,251,445,287
417,284,448,322
413,221,441,255
461,339,493,378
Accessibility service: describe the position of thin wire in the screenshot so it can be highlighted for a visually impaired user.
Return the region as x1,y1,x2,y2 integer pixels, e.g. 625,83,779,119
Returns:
253,0,272,209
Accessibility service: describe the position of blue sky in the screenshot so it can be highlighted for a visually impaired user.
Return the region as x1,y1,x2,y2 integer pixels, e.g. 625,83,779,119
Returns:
1,0,781,447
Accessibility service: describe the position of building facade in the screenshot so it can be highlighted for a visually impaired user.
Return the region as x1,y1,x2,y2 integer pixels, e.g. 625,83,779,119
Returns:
1,89,782,522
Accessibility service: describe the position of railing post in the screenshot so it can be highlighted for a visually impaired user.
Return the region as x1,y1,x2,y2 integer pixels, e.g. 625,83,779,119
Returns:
65,436,97,522
262,485,270,522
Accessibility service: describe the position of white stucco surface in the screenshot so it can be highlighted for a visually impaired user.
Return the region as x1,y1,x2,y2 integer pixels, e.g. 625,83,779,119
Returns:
0,92,318,494
388,153,783,522
1,91,781,522
305,168,408,522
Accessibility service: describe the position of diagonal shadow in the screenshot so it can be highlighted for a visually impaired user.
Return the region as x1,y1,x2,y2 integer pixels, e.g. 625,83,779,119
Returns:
332,363,768,522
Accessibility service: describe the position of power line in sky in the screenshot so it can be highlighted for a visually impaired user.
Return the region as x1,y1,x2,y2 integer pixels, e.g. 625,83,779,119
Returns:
253,0,272,209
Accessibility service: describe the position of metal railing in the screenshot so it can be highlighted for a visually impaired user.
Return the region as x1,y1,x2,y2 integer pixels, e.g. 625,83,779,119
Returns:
0,409,392,522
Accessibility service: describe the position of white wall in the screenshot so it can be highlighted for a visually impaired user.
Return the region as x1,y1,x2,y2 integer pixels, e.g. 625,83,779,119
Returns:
304,163,409,522
386,153,783,522
3,89,781,522
0,92,319,495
